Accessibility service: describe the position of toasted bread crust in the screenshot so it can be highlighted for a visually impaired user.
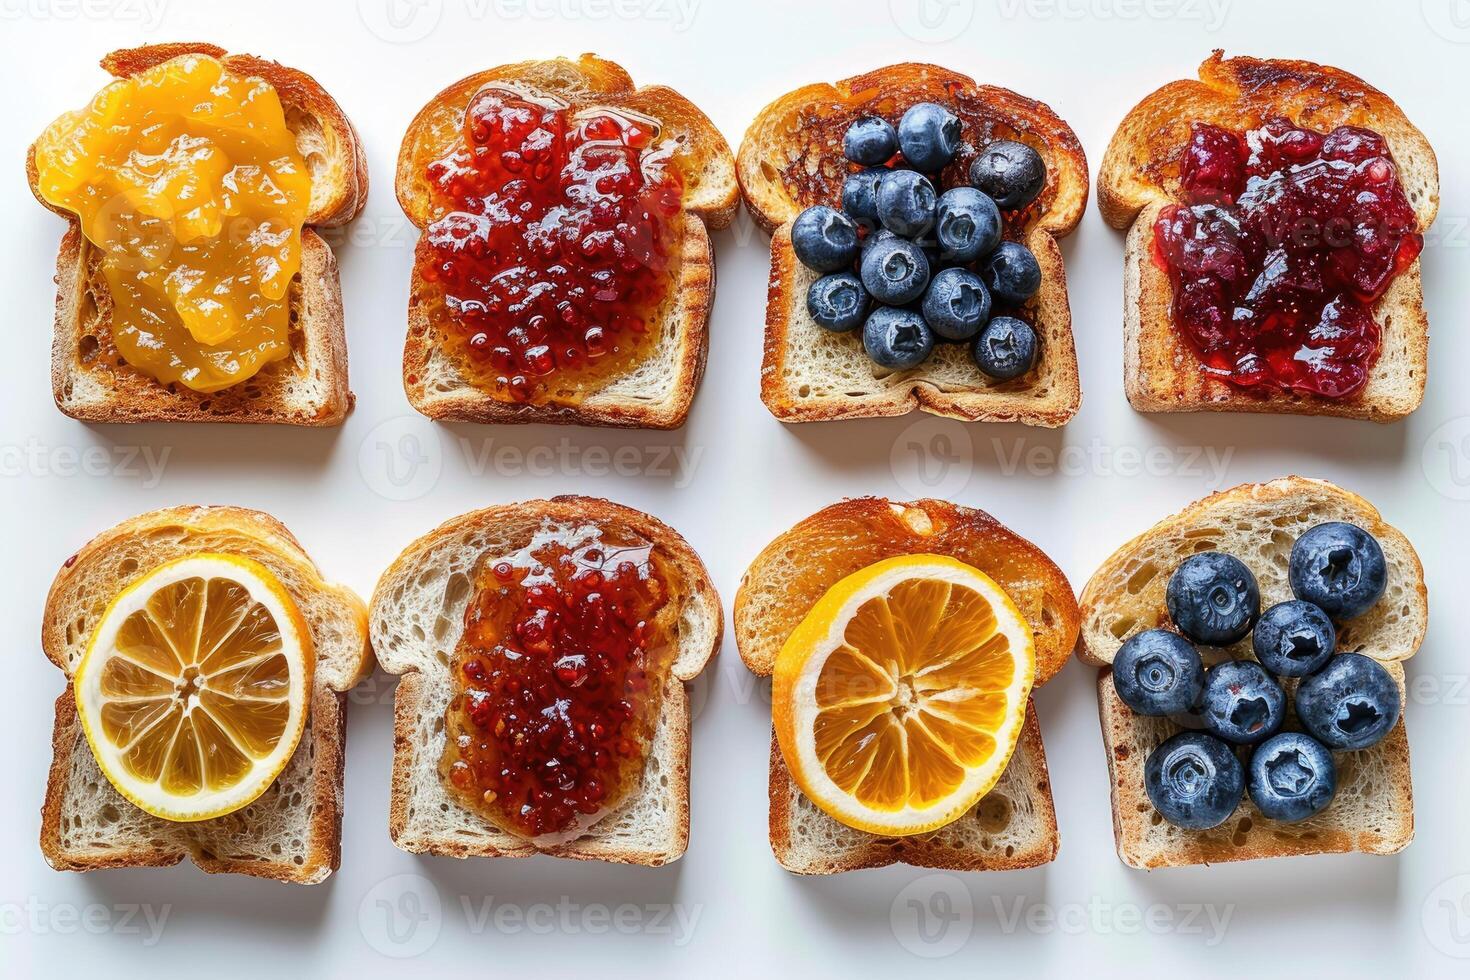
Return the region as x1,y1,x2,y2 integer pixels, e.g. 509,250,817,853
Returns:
734,496,1075,874
30,43,366,426
738,64,1087,426
766,704,1058,874
1077,476,1427,669
403,215,713,429
393,55,736,428
1097,670,1413,869
1078,478,1425,869
51,226,353,425
734,497,1079,685
1099,52,1437,422
39,505,371,884
371,495,721,867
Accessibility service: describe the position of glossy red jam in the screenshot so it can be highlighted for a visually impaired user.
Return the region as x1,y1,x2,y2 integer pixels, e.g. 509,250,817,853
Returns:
1153,119,1423,399
443,526,678,841
418,85,684,404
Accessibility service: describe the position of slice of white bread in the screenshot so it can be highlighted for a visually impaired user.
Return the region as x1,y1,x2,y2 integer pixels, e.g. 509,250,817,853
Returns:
394,55,737,429
738,63,1088,426
369,496,722,866
27,42,368,425
734,497,1080,874
1098,52,1439,422
1078,477,1428,868
40,506,372,884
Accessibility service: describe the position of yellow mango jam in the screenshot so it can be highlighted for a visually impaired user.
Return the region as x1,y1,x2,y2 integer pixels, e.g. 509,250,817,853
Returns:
33,55,312,393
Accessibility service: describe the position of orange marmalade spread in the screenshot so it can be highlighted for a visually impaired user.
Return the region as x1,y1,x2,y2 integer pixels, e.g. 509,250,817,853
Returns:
413,84,684,406
442,523,681,842
33,54,311,393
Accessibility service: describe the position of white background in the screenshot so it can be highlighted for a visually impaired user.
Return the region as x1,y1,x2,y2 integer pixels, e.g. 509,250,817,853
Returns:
3,0,1469,975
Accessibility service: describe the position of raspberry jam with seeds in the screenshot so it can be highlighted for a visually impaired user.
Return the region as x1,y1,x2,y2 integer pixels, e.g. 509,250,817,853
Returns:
442,525,679,841
417,85,685,405
1153,119,1423,399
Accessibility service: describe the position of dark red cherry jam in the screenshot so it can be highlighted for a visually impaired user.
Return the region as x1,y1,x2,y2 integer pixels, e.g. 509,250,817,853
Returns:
442,526,679,840
417,85,684,405
1153,119,1422,399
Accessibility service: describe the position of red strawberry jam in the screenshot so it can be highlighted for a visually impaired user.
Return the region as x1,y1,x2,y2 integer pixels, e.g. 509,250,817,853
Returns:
442,525,680,841
1153,119,1423,399
417,85,684,405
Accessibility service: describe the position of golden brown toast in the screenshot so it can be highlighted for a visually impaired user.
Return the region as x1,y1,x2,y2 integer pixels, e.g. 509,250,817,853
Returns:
369,496,722,866
394,55,737,429
1078,477,1427,868
1098,52,1438,423
734,497,1080,874
738,64,1088,426
28,43,368,425
40,506,372,883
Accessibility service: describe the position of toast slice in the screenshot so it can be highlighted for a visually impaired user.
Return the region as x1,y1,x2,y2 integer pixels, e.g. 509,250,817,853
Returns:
40,506,372,884
27,42,368,425
734,497,1080,874
369,496,722,866
394,55,737,429
1077,477,1428,869
738,64,1088,426
1097,52,1439,422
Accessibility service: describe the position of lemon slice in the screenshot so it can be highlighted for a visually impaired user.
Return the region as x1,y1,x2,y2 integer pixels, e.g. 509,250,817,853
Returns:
73,554,313,822
772,554,1035,836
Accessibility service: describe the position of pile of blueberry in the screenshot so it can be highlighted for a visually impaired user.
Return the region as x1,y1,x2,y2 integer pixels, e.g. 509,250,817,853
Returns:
1114,522,1399,830
789,103,1048,378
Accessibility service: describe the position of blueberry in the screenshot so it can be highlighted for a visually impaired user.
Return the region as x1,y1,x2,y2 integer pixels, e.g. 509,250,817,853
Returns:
875,169,937,237
1200,660,1286,745
841,167,887,224
980,241,1043,306
971,316,1038,380
1166,552,1261,646
1113,629,1205,717
920,268,991,342
806,272,869,333
934,187,1003,262
1144,731,1245,830
1289,522,1388,620
843,116,898,166
1252,600,1336,677
1246,732,1337,823
859,235,931,306
969,139,1047,210
791,205,859,273
863,306,934,370
897,102,961,172
1295,652,1401,751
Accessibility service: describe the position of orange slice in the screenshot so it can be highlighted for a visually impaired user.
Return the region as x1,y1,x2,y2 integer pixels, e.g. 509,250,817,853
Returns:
73,554,313,822
772,554,1034,835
